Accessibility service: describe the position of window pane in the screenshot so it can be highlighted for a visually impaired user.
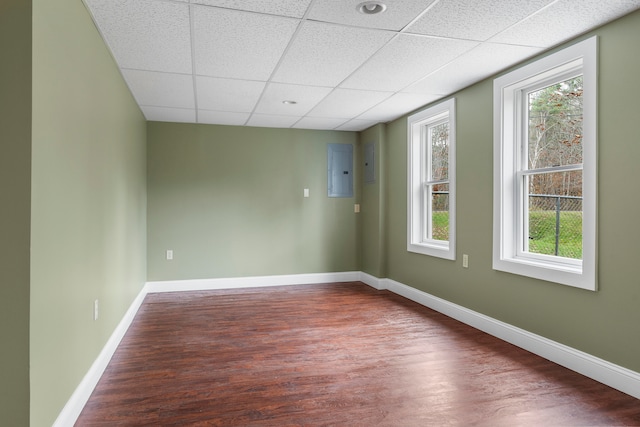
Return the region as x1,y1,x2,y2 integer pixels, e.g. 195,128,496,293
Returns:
527,171,582,259
430,122,449,181
528,76,583,169
431,183,449,241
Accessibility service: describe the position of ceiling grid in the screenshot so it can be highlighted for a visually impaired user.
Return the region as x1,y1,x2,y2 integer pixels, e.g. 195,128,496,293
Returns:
83,0,640,131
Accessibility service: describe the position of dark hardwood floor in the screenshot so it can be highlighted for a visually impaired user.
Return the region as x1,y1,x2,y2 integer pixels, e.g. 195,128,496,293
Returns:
76,282,640,426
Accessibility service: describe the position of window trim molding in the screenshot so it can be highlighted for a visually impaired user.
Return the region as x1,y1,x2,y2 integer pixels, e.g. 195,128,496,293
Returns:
407,98,456,260
493,36,597,291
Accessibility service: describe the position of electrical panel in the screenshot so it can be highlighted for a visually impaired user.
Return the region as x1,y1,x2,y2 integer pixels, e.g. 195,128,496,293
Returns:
327,143,353,198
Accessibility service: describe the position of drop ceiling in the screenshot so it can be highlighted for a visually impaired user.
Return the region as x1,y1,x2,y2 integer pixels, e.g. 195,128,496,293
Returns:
84,0,640,131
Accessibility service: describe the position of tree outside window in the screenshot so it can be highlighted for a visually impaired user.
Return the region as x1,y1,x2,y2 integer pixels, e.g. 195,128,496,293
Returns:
525,76,583,259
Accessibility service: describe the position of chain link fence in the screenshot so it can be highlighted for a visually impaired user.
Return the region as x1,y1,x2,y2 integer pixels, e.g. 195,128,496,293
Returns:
528,195,583,259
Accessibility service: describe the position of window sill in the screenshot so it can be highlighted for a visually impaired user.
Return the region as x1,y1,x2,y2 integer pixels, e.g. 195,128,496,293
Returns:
493,255,594,291
408,242,454,260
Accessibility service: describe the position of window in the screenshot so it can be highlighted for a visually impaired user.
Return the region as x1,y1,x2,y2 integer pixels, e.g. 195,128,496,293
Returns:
493,37,597,290
408,98,456,260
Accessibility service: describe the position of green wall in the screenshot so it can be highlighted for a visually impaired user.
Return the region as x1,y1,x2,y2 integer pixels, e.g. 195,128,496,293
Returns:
30,0,147,425
378,10,640,373
359,124,387,278
147,122,359,281
0,0,32,424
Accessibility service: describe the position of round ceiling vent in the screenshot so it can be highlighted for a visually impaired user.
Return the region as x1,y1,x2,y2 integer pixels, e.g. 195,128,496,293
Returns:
356,1,387,15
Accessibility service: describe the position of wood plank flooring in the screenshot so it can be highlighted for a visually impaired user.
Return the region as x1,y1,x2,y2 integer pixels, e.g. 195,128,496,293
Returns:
76,282,640,426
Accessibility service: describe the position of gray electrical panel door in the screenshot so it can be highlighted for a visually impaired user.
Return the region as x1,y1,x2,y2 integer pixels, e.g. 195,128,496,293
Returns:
364,142,375,184
328,143,353,198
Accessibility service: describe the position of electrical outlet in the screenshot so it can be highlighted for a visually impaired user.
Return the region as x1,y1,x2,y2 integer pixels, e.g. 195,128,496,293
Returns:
463,254,469,268
304,188,309,198
166,249,173,260
94,299,99,321
354,204,360,213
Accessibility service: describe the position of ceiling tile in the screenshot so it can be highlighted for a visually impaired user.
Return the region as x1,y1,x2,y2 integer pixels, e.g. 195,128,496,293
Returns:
193,0,313,18
85,0,192,73
358,92,442,121
254,83,333,116
404,43,543,95
246,114,300,128
193,6,299,80
272,21,395,87
406,0,554,41
196,77,265,112
308,0,437,31
336,119,380,131
293,117,348,130
198,110,250,126
142,106,196,123
307,88,392,118
122,70,195,109
341,34,479,92
489,0,640,47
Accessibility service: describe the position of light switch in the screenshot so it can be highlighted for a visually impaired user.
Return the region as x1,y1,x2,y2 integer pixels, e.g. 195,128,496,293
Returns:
304,188,309,198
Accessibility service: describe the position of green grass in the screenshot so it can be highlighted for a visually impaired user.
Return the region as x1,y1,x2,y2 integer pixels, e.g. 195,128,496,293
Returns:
528,211,582,259
429,210,582,259
432,211,582,259
432,211,449,241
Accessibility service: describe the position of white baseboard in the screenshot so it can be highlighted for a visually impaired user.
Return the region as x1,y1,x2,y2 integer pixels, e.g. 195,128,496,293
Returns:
52,287,149,427
145,271,361,293
359,271,385,290
56,271,640,426
377,277,640,400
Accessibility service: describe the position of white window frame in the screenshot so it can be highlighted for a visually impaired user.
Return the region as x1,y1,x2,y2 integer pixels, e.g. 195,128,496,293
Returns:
493,37,597,291
407,98,456,260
